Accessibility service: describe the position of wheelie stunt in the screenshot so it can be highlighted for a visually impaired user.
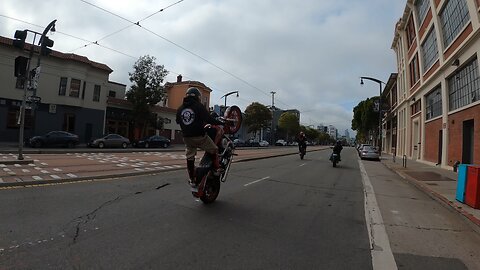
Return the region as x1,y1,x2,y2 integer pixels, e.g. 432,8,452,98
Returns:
297,131,307,160
176,87,242,203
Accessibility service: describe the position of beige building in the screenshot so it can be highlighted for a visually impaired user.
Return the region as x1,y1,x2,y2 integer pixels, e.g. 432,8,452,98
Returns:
391,0,480,168
0,36,113,142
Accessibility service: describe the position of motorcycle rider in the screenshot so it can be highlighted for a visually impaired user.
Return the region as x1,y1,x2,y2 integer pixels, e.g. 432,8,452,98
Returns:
176,87,224,189
297,131,307,154
332,140,343,161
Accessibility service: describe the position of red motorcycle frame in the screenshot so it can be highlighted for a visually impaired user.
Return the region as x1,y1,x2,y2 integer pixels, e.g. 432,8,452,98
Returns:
192,106,243,203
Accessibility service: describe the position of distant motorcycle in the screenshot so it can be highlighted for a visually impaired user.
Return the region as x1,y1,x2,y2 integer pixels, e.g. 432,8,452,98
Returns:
329,148,340,167
191,106,242,204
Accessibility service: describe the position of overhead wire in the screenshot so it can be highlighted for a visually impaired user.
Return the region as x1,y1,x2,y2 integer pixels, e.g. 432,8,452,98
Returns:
2,6,340,127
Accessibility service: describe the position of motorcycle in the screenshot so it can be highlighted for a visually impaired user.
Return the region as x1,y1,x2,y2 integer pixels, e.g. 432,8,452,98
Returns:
330,151,340,167
192,106,243,204
299,144,306,160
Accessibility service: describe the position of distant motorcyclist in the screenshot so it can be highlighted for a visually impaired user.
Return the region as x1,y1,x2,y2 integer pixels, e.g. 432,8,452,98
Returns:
332,140,343,161
296,131,307,153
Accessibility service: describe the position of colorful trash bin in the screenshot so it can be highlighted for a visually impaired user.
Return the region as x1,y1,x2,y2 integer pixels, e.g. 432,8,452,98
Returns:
456,164,469,203
465,166,480,209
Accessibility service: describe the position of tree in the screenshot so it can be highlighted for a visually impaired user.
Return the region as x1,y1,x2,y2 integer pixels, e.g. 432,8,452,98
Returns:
244,102,272,139
278,112,300,140
300,125,320,143
126,55,169,138
351,97,379,144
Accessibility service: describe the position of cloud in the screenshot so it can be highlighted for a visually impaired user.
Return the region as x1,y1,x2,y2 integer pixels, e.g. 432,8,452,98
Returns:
0,0,405,136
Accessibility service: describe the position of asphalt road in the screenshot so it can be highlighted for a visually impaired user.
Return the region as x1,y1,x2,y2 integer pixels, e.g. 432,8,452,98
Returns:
2,148,480,270
0,148,373,269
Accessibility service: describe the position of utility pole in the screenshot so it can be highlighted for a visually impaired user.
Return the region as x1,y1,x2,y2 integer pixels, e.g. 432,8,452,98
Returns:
12,20,56,160
270,91,276,145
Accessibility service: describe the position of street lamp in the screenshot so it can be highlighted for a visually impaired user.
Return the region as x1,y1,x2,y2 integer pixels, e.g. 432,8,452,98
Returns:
220,91,239,108
360,76,385,156
13,19,56,160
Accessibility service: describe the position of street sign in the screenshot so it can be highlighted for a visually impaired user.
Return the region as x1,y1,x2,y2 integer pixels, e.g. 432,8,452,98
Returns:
27,95,41,103
31,66,41,89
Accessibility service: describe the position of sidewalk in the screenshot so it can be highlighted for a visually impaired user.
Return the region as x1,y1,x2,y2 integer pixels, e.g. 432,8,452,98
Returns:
0,146,328,188
381,153,480,230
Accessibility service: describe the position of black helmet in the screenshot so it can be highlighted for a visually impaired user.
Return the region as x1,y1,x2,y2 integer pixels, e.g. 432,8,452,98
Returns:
186,87,201,100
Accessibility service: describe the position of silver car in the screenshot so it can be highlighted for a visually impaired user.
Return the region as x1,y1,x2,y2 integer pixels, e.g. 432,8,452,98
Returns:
359,146,380,160
89,134,130,148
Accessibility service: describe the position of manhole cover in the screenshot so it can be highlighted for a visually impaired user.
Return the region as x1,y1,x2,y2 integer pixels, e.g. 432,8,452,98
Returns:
404,171,454,181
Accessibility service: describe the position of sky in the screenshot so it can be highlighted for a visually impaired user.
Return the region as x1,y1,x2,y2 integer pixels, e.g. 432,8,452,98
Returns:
0,0,406,136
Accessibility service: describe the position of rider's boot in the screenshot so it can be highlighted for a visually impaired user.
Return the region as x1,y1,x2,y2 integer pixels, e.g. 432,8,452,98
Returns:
212,154,224,176
187,158,197,188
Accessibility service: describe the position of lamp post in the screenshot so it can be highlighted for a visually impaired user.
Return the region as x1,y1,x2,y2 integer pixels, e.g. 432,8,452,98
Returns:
360,76,385,156
220,91,239,112
14,20,56,160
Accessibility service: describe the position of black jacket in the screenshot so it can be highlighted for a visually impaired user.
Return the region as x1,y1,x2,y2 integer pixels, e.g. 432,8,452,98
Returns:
176,96,223,137
333,144,343,154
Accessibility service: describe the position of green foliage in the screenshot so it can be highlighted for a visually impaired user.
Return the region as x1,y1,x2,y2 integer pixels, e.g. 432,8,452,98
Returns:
278,112,300,139
351,97,379,143
126,55,169,137
244,102,272,136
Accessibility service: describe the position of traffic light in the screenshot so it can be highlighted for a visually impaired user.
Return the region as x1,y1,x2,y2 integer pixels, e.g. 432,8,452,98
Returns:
14,56,29,77
13,30,27,49
40,36,54,56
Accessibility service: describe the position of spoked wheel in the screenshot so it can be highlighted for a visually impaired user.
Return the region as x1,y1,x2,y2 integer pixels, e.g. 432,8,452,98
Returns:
223,106,243,134
199,174,221,204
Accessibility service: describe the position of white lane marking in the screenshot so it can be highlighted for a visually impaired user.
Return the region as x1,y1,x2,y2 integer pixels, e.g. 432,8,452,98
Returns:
40,170,50,174
66,173,78,178
244,176,270,187
358,160,397,270
32,176,43,181
40,163,48,166
22,169,30,173
299,163,306,167
53,168,62,172
14,164,22,167
50,175,61,179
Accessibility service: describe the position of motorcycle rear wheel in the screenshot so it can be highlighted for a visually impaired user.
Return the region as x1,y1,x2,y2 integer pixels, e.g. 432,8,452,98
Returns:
199,174,221,204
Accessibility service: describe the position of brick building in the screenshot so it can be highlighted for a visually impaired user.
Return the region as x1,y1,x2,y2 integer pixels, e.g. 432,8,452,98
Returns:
391,0,480,169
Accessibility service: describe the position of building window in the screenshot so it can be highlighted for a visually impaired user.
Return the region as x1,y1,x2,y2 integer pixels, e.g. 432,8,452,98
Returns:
421,28,439,72
15,78,25,89
82,81,86,99
440,0,470,48
108,90,116,98
58,77,67,96
406,16,416,48
415,0,430,25
448,58,480,111
69,79,81,98
93,85,101,102
425,86,442,120
409,54,420,87
411,100,421,115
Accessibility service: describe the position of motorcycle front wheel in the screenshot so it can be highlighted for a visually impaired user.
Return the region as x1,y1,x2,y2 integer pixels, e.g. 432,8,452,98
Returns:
200,174,221,204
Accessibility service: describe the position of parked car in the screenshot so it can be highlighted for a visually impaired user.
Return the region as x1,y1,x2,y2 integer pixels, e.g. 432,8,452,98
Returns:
247,139,260,147
357,144,372,154
89,134,130,148
134,135,170,148
233,139,246,147
29,131,79,148
359,146,380,160
275,139,287,146
259,140,269,147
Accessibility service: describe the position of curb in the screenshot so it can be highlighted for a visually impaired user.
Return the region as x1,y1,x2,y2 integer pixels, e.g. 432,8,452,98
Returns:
0,148,327,188
0,159,34,165
381,161,480,231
